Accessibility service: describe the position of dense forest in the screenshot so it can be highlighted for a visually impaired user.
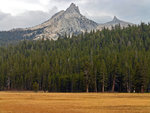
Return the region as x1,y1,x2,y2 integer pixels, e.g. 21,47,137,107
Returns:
0,23,150,93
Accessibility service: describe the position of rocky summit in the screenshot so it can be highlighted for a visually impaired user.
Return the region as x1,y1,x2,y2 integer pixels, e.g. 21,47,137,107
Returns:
29,3,98,40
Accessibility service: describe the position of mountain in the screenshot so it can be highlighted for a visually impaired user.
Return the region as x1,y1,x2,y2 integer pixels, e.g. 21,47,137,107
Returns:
29,3,98,40
97,16,134,30
0,3,134,45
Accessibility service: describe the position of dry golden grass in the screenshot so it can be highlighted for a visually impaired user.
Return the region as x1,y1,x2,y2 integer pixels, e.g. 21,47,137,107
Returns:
0,92,150,113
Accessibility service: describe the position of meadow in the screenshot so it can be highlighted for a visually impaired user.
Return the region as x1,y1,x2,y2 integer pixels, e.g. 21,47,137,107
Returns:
0,92,150,113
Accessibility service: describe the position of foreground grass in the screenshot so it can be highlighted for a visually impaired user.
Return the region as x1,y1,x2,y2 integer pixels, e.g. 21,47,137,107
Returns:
0,92,150,113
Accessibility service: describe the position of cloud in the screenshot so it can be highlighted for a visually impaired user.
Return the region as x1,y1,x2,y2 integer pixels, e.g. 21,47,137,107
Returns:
0,7,58,31
0,11,11,20
78,0,150,23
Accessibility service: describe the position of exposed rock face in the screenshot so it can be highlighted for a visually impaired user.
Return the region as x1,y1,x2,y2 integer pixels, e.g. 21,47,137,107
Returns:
97,16,134,30
29,3,98,40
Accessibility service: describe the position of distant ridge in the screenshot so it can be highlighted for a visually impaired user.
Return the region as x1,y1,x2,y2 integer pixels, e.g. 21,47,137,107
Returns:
0,3,134,42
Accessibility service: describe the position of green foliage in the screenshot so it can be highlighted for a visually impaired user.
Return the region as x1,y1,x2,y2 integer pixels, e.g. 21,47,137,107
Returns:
32,82,39,92
0,23,150,92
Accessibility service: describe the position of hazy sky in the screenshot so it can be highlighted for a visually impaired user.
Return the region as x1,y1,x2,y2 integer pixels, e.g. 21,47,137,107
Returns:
0,0,150,30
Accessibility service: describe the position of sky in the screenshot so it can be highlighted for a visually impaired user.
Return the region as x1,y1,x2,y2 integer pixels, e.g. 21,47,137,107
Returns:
0,0,150,31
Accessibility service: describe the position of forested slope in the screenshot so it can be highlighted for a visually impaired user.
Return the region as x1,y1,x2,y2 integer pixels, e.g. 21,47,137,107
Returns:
0,23,150,92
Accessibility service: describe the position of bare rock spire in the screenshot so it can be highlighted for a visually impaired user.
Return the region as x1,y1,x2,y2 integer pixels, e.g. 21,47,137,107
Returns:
113,16,120,22
66,3,80,14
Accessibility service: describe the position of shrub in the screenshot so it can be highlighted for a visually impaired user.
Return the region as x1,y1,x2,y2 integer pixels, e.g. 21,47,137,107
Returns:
32,82,39,92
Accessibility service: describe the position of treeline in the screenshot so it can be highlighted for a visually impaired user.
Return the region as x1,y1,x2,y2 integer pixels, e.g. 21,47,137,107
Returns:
0,23,150,92
0,28,44,46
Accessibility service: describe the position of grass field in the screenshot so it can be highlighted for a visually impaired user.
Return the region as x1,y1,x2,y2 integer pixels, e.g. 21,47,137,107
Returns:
0,92,150,113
